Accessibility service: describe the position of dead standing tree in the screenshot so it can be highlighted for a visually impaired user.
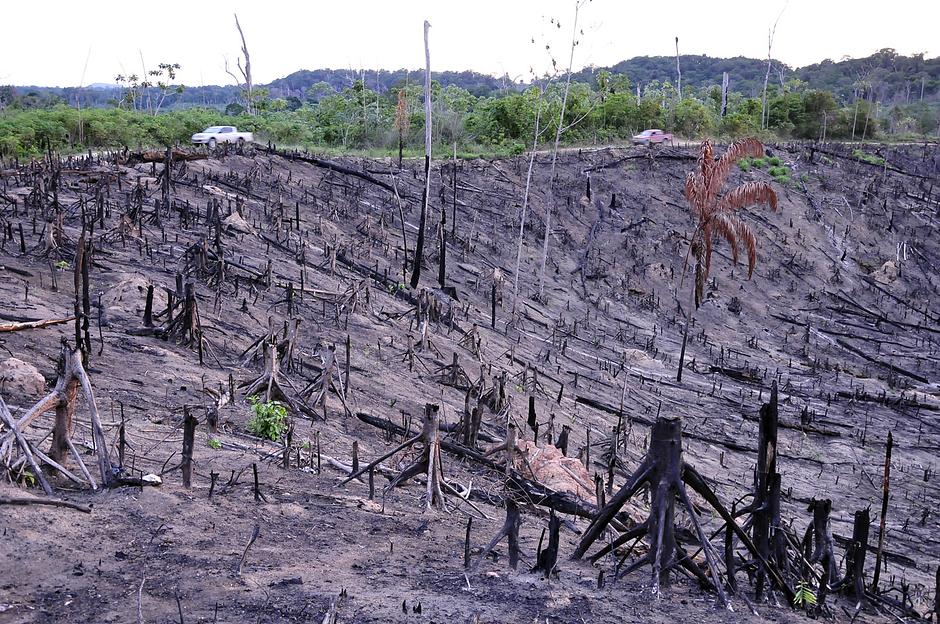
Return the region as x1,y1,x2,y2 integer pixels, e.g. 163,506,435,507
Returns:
537,0,588,301
676,138,778,382
409,20,432,289
572,416,794,607
225,13,255,115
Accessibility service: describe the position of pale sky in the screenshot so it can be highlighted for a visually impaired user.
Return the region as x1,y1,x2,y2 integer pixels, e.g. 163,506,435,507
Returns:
2,0,937,87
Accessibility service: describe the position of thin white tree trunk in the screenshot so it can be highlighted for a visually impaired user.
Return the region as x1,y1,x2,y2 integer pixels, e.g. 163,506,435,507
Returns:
512,86,544,315
760,8,784,130
537,0,583,300
675,37,682,100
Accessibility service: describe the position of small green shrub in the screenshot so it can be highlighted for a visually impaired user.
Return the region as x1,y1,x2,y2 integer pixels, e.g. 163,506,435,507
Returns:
207,438,222,450
54,260,69,270
793,580,817,607
751,157,767,168
247,396,287,441
738,158,752,172
852,149,885,166
768,166,788,177
767,156,782,166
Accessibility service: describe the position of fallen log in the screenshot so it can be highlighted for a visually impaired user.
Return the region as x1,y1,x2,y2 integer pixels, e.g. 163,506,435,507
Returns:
0,495,92,513
0,317,75,333
263,147,407,198
120,149,207,166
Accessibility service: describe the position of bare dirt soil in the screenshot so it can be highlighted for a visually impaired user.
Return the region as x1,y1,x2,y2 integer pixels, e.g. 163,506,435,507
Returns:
0,140,937,624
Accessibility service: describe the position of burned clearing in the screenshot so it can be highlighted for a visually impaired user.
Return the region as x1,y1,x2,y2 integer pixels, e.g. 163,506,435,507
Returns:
0,140,938,623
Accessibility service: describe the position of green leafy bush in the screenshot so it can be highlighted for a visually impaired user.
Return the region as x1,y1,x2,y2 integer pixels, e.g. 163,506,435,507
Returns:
750,157,767,169
738,158,752,172
767,156,782,166
852,149,885,166
207,438,222,450
247,396,287,441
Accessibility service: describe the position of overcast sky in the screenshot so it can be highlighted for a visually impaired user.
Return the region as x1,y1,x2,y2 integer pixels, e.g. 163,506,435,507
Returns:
2,0,937,87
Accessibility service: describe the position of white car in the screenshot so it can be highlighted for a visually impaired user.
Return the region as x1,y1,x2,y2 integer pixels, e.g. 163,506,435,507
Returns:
191,126,253,148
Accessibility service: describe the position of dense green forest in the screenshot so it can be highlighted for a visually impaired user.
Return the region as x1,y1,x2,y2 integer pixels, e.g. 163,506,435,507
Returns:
1,49,937,159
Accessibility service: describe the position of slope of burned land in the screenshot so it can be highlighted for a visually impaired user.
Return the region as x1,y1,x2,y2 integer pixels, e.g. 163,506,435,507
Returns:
0,140,938,624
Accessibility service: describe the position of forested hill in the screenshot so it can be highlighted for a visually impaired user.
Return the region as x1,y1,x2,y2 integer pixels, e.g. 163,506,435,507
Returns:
573,49,939,102
266,50,939,103
267,69,511,97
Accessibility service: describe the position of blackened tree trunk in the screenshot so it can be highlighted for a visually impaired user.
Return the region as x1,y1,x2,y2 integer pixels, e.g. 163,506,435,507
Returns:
181,408,198,488
409,21,432,290
871,431,892,592
834,508,870,603
751,381,782,599
533,510,561,577
805,498,838,610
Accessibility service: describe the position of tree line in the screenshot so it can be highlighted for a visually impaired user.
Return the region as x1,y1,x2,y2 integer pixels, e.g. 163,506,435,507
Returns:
1,57,937,160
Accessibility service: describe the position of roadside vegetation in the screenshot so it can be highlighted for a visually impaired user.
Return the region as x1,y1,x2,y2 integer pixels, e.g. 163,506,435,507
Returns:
1,59,937,160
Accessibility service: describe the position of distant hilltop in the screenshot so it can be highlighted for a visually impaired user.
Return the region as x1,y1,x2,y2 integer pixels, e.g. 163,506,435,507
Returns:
4,49,936,111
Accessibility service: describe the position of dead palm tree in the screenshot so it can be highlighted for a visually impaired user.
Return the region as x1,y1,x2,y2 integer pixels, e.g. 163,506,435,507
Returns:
676,138,778,382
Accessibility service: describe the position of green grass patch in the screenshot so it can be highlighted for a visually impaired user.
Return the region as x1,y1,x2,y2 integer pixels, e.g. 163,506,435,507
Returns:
852,149,886,166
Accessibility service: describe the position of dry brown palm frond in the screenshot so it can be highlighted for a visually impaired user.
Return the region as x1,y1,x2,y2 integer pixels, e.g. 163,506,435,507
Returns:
709,212,759,276
707,138,766,200
717,180,778,214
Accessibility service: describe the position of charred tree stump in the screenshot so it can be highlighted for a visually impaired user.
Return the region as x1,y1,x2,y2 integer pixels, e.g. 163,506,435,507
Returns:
341,404,444,510
803,498,838,611
181,408,197,488
242,336,298,412
385,403,444,509
573,416,793,606
473,499,521,572
300,344,351,418
833,508,870,604
533,510,561,578
50,375,78,465
739,381,788,600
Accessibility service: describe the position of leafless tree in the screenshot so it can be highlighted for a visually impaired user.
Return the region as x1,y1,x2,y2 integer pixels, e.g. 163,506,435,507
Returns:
760,6,786,130
409,20,432,289
225,13,254,115
537,0,589,300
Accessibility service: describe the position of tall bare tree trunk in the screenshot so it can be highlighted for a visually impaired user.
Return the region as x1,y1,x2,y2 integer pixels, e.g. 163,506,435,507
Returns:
721,72,729,117
234,13,253,115
537,0,584,300
410,20,432,289
512,85,544,315
760,9,784,130
675,37,682,100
